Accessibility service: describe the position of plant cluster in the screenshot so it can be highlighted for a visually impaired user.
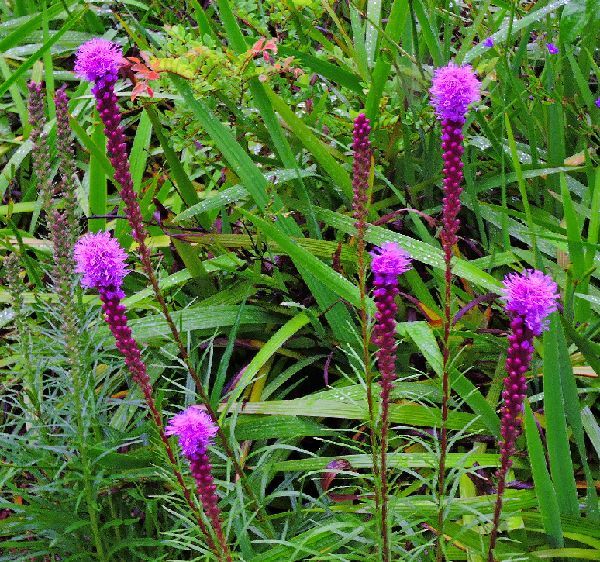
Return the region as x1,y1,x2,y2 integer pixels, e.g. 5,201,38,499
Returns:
1,1,598,561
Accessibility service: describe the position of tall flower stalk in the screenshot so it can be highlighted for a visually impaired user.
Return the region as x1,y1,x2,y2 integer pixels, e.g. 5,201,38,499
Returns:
28,81,106,558
430,62,480,559
73,40,260,509
167,406,232,562
27,82,53,213
371,242,411,562
488,270,559,561
351,114,382,529
73,232,219,556
54,85,78,242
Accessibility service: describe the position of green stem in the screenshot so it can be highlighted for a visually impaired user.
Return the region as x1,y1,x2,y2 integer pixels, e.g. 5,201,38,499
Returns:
67,311,108,561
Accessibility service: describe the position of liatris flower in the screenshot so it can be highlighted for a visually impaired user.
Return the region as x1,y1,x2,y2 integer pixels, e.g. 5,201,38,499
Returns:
595,97,600,109
74,232,217,552
488,269,559,561
372,242,411,411
74,38,123,82
51,210,76,307
546,43,559,55
74,232,156,401
352,113,372,236
75,39,146,245
430,62,480,561
371,242,411,562
351,115,375,498
430,63,481,260
27,82,53,211
482,37,494,48
54,86,78,243
74,41,258,512
167,407,231,561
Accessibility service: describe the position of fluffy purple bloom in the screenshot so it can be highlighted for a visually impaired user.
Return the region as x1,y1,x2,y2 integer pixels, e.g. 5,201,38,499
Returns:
74,232,128,289
167,406,229,558
502,269,560,335
595,97,600,108
166,406,219,460
371,242,412,284
546,43,559,55
483,37,494,48
430,62,481,122
74,38,123,82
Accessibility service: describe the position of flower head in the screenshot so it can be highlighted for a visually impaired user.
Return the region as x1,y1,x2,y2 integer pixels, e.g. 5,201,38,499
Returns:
546,43,559,55
483,37,494,48
166,406,218,459
74,231,129,289
502,269,560,335
595,97,600,109
430,62,481,122
371,242,411,284
75,38,123,82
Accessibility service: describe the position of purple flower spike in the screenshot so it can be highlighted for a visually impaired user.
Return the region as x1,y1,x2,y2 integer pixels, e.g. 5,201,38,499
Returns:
74,38,148,251
483,37,494,48
371,242,411,548
546,43,559,55
352,113,372,236
167,406,229,559
489,269,560,558
430,62,481,123
74,38,123,82
166,406,218,460
371,243,411,385
74,232,129,290
595,98,600,108
502,269,560,335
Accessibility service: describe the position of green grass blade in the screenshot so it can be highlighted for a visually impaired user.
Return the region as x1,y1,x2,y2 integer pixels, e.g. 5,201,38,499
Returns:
554,316,599,520
0,6,85,98
88,123,106,232
542,314,579,517
130,109,152,194
169,75,273,212
266,90,353,200
401,321,500,436
144,106,198,207
240,210,361,308
222,311,311,419
524,401,564,547
411,0,443,66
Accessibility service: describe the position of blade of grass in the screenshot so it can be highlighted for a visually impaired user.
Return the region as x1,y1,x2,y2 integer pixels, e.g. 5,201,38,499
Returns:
130,109,152,194
542,314,579,517
266,90,353,200
240,210,361,308
88,123,106,232
0,6,86,98
554,316,599,520
524,401,564,547
222,311,311,419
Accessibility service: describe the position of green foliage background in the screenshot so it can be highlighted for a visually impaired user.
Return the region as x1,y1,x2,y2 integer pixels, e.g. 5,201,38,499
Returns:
0,0,598,560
